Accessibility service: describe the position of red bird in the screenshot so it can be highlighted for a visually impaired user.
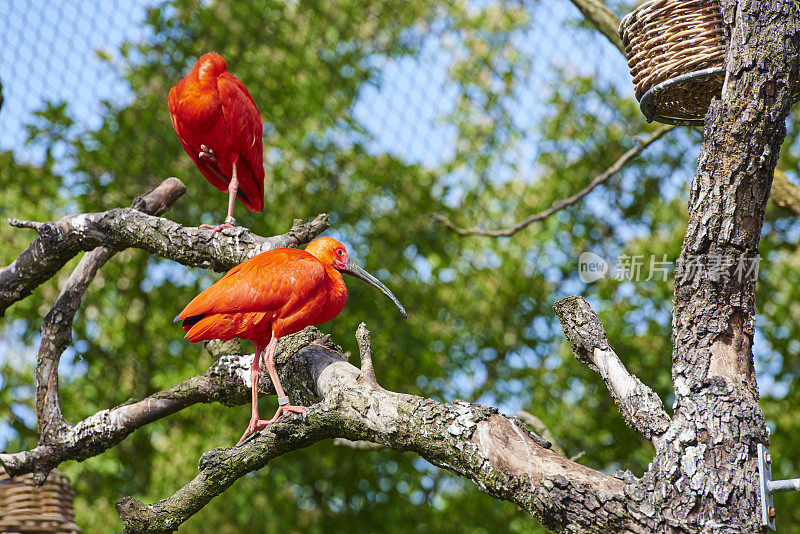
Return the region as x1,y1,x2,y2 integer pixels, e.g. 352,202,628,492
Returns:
177,236,407,444
168,52,265,232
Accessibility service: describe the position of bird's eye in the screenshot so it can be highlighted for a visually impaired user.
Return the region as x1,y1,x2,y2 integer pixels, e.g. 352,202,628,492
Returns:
337,249,344,256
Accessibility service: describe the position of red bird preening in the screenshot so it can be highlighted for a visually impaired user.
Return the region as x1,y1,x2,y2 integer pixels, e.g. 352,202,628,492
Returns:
176,236,407,444
168,52,265,231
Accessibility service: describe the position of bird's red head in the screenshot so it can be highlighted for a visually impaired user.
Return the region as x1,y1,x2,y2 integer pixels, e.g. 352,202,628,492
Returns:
194,52,228,80
305,237,407,318
305,236,350,270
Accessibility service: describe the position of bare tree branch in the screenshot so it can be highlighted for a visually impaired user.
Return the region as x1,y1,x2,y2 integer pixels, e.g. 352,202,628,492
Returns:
0,329,334,479
7,218,44,230
116,340,641,534
431,125,674,237
0,203,329,316
0,372,243,479
569,0,800,218
553,296,670,447
355,321,380,387
35,179,186,460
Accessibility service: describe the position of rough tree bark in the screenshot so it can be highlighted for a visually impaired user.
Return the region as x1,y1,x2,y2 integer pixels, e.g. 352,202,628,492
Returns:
641,0,799,530
115,328,642,533
0,0,797,532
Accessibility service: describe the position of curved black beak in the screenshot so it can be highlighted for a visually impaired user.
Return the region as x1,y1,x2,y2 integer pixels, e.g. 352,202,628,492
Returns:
344,261,407,319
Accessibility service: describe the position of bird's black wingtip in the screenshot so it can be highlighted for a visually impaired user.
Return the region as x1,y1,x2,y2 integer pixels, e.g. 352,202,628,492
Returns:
180,314,205,328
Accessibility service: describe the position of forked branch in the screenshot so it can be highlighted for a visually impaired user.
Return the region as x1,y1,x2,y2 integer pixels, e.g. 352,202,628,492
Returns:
1,200,328,316
432,125,674,237
116,333,636,534
36,178,186,454
554,296,670,446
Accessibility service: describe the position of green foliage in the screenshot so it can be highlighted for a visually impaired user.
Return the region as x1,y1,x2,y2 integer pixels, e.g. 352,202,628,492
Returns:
2,0,799,532
0,152,68,445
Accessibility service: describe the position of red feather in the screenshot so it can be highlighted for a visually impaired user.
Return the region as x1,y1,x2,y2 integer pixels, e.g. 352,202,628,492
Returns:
168,53,265,212
176,236,405,444
177,245,347,344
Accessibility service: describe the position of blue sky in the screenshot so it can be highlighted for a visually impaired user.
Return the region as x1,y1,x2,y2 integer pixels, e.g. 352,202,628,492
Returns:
0,0,153,160
1,0,790,451
0,0,635,446
0,0,628,165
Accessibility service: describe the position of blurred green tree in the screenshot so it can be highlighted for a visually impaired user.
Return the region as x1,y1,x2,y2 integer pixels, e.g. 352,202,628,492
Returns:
1,0,799,532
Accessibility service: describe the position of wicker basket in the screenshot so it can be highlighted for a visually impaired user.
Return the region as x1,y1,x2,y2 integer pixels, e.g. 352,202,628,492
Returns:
620,0,726,125
621,0,800,125
0,469,81,534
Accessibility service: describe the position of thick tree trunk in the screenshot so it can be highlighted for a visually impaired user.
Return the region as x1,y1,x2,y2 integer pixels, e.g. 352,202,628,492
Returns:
641,0,799,531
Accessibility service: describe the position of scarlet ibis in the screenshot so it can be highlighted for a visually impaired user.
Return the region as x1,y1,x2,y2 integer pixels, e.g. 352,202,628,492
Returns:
168,52,265,232
176,236,407,444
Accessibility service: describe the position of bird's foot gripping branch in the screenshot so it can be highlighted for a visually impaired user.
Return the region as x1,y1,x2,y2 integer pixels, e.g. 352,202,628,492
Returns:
0,177,329,484
174,235,408,446
114,324,643,534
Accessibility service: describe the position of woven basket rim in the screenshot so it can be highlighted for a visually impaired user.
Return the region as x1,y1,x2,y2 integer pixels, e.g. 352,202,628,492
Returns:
640,67,724,125
0,469,80,533
620,0,728,123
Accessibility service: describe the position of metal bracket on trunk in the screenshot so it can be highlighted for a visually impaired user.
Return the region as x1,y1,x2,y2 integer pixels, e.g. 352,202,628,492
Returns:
758,443,800,530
